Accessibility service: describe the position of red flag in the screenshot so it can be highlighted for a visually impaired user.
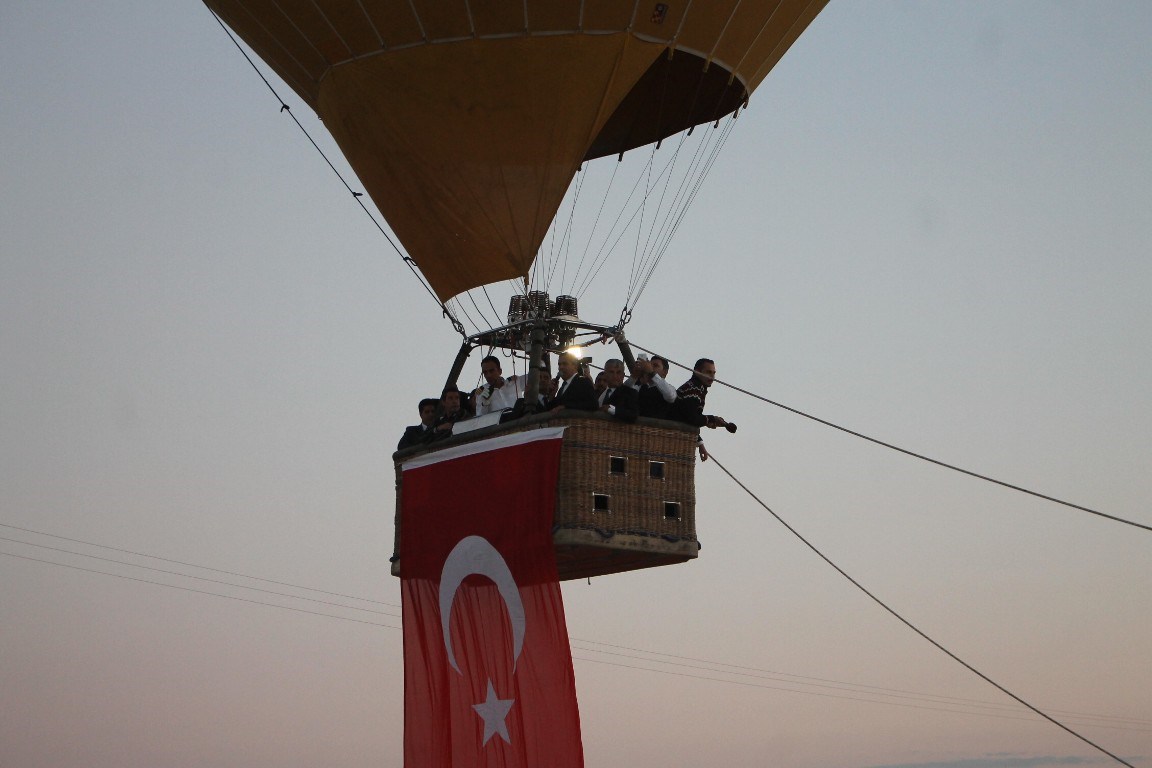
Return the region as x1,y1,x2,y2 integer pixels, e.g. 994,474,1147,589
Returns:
400,427,583,768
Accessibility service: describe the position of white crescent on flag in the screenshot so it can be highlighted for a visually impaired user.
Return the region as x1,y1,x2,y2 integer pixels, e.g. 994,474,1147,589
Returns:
439,535,526,674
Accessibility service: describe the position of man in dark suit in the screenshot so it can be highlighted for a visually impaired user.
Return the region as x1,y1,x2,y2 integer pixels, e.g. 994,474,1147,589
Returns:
548,352,598,412
431,384,472,440
597,358,639,423
629,355,677,419
397,398,438,450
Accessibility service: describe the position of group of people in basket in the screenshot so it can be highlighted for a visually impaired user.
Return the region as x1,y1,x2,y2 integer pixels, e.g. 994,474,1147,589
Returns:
397,352,732,460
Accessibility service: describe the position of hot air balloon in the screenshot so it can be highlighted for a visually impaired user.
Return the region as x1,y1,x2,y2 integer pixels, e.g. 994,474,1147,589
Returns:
204,0,828,579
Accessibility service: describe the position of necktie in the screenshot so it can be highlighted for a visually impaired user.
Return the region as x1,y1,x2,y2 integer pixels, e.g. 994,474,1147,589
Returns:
557,380,568,398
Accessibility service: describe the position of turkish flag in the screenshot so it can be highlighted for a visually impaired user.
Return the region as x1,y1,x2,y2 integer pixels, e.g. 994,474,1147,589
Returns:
399,427,583,768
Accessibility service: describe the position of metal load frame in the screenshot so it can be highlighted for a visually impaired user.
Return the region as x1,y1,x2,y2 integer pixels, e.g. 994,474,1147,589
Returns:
443,294,636,411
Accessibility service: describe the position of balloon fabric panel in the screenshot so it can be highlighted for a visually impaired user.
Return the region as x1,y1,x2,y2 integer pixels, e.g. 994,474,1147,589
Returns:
317,34,661,300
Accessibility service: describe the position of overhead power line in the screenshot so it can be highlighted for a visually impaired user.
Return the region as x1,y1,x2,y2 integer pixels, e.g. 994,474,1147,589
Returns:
2,550,401,631
569,654,1147,731
569,637,1152,729
0,522,394,606
4,522,1147,733
0,535,399,618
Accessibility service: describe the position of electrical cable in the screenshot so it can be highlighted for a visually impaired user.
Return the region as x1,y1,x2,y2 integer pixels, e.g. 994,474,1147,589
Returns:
5,526,1146,732
568,655,1136,728
0,535,399,618
0,521,397,606
2,550,401,631
570,637,1152,729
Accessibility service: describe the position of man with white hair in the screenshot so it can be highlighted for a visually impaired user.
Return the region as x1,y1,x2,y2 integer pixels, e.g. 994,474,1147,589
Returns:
597,358,639,423
548,352,598,412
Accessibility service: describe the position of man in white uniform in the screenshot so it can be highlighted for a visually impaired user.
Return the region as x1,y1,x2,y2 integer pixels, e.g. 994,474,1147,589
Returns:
472,355,525,416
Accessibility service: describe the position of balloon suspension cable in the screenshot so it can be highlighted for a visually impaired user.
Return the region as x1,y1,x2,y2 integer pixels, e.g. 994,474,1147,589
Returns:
617,306,633,329
628,341,1151,534
706,450,1136,768
625,115,737,316
205,6,466,339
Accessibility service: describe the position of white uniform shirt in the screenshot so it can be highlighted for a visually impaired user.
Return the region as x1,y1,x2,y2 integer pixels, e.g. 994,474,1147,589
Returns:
475,374,525,415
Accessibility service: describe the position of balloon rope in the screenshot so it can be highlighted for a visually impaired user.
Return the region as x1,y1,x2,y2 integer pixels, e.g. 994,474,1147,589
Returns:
629,342,1151,534
204,6,466,337
624,115,736,320
707,451,1136,768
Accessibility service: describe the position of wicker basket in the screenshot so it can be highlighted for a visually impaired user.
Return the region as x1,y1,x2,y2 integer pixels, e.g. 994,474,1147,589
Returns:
392,411,700,580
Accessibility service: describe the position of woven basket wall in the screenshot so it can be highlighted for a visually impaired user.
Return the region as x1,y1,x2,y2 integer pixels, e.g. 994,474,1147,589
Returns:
391,411,699,579
552,418,696,540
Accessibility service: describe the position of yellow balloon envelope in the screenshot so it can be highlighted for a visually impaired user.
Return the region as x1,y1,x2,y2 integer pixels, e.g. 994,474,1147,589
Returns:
205,1,828,301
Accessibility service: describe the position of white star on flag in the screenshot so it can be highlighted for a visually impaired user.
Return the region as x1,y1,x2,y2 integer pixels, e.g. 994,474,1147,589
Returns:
472,679,515,745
